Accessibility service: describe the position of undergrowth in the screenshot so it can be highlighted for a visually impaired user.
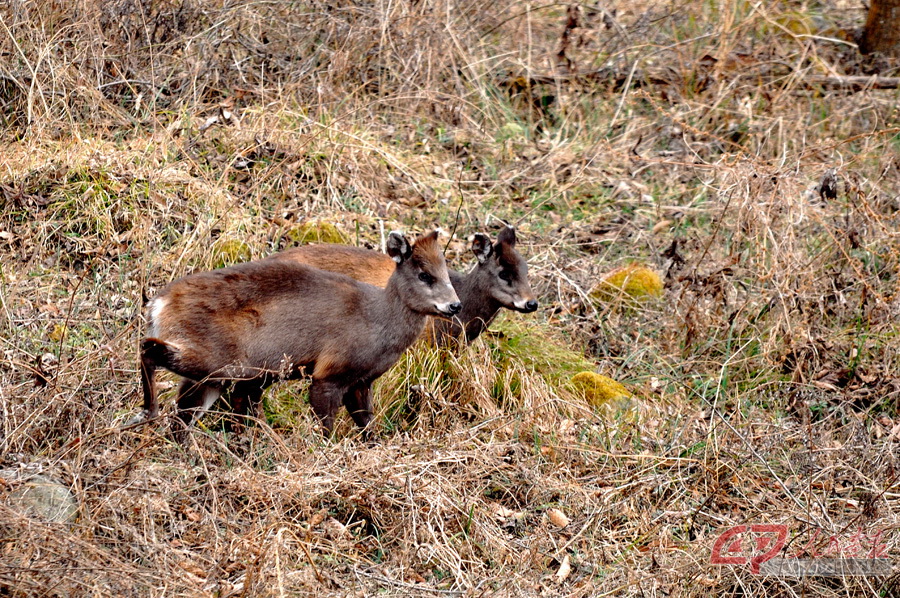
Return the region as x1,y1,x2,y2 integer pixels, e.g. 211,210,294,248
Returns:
2,0,900,596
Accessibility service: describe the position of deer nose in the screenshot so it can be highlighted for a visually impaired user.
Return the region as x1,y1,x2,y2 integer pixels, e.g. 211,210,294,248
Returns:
447,302,462,315
524,299,539,312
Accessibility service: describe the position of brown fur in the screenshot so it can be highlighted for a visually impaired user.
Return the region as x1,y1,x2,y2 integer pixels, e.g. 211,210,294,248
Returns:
271,226,538,346
138,231,460,438
281,244,394,287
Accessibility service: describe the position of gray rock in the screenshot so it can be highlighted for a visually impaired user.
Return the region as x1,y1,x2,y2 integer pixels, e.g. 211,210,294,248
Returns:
3,471,78,524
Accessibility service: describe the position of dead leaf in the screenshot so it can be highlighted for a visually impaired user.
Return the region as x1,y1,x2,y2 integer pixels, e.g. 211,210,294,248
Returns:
182,507,202,522
40,303,61,316
322,517,350,540
308,508,327,527
178,558,206,578
406,569,426,583
199,115,219,131
547,508,570,528
890,423,900,440
652,219,672,234
812,379,839,392
489,502,525,521
555,554,571,583
858,371,877,383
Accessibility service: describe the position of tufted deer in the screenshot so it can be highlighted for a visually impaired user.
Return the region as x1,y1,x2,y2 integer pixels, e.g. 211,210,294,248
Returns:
271,226,538,346
137,231,460,438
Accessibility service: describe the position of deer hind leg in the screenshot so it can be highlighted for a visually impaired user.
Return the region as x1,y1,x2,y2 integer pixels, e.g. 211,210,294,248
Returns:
227,381,265,434
342,382,374,433
172,379,221,440
309,379,346,437
132,337,179,425
138,344,159,421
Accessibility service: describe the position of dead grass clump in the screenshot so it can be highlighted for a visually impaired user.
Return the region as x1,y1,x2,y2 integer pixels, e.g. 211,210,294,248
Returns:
0,0,525,137
4,0,900,595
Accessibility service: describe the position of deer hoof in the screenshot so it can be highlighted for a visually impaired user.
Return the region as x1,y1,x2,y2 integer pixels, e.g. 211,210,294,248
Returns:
124,410,151,427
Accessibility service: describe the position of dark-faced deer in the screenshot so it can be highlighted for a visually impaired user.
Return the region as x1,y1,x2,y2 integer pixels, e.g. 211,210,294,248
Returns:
137,231,460,438
271,226,538,346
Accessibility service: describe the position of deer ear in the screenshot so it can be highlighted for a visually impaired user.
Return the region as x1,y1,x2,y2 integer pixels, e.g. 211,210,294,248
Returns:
471,233,493,263
497,226,517,247
387,231,413,264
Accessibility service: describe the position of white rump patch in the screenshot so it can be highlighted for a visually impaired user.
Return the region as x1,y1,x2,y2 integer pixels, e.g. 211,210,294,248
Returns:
148,297,168,337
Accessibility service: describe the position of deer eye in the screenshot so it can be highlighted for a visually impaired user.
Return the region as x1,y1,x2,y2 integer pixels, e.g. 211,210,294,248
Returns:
418,272,435,285
499,270,513,283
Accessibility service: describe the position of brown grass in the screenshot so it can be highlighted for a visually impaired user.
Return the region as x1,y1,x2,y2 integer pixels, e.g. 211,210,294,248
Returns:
2,0,900,595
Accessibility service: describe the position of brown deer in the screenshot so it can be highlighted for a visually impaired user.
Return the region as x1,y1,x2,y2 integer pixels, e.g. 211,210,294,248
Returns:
271,226,538,346
136,231,460,438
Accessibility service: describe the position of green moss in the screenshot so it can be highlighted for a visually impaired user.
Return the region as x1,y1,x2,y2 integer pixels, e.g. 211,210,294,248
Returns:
487,318,595,387
570,372,631,408
378,343,452,431
286,221,349,245
498,121,526,141
212,238,252,268
263,383,311,432
590,264,663,304
47,168,136,237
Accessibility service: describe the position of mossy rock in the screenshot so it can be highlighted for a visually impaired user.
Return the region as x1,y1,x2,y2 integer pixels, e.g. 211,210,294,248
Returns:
590,263,663,304
212,238,252,268
286,221,348,245
570,371,631,408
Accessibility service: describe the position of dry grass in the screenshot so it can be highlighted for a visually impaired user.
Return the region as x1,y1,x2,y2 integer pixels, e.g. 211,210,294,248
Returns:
3,0,900,595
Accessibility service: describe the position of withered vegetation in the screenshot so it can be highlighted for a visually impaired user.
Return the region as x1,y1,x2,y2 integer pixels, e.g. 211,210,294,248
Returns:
2,0,900,595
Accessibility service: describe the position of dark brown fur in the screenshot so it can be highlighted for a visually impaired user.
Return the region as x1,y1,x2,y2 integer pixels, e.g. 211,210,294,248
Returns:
271,226,538,346
138,231,460,437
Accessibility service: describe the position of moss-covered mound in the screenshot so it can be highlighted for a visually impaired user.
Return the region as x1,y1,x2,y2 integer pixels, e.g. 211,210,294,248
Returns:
487,319,596,387
212,238,252,267
286,221,349,245
570,371,631,408
590,263,663,304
